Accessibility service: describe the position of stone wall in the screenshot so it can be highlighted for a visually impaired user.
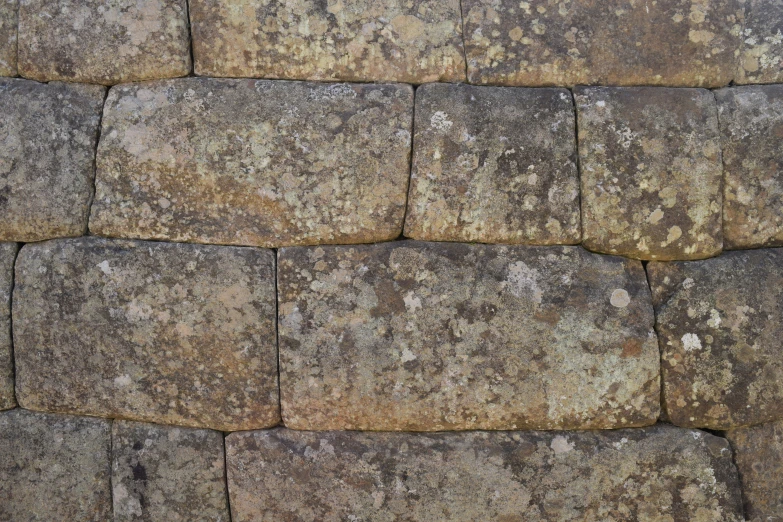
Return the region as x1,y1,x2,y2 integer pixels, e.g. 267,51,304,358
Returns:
1,0,783,520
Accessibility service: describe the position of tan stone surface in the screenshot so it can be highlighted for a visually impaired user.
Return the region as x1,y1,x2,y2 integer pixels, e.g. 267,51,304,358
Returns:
0,243,16,410
405,83,580,244
463,0,741,87
190,0,465,83
13,237,279,431
90,78,413,247
279,241,659,431
577,86,723,260
737,0,783,84
0,0,16,76
18,0,190,85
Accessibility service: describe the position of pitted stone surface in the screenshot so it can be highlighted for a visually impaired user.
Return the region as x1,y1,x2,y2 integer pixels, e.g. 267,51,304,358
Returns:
278,241,659,431
18,0,190,84
112,420,230,522
577,87,723,260
0,0,16,76
649,249,783,429
0,243,16,410
717,85,783,249
226,425,743,521
404,84,580,244
91,78,413,247
0,409,111,521
13,237,279,431
0,79,105,241
737,0,783,84
463,0,741,87
190,0,465,83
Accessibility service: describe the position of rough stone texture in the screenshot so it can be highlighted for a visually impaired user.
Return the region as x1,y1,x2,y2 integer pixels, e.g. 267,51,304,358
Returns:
112,420,230,522
463,0,741,87
577,87,723,261
17,0,190,85
717,85,783,249
404,83,580,244
649,248,783,429
725,421,783,521
279,241,659,431
0,0,16,76
736,0,783,84
91,78,413,247
227,425,743,521
0,79,105,241
0,409,111,521
190,0,465,83
0,243,16,410
13,237,279,431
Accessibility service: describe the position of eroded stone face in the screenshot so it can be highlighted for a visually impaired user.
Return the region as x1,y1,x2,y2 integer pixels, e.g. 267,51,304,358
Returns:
278,241,659,431
18,0,190,84
577,87,723,260
649,249,783,429
190,0,465,83
737,0,783,84
404,83,580,244
0,0,16,76
0,243,16,410
717,85,783,249
13,237,279,431
90,78,413,247
0,79,105,241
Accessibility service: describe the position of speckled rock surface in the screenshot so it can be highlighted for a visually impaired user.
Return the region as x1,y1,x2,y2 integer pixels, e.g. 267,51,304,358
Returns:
90,78,413,247
577,87,723,260
13,237,279,431
0,0,16,76
404,83,580,244
279,241,659,431
717,85,783,249
227,425,743,521
17,0,190,84
190,0,465,83
0,243,16,410
0,79,105,241
0,409,111,521
463,0,741,87
649,249,783,429
736,0,783,84
112,420,229,522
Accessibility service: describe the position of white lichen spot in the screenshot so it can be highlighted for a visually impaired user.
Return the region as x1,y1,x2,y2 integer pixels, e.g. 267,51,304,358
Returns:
97,260,113,275
403,291,422,313
707,309,721,328
683,277,695,290
507,261,543,303
596,100,606,107
550,435,574,454
400,347,417,363
430,111,453,131
647,208,664,224
681,333,703,351
610,289,631,308
114,374,132,387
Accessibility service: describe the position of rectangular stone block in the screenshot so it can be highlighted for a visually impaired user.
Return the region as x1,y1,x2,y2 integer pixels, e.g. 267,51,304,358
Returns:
226,425,743,521
0,409,111,521
13,237,279,431
18,0,190,84
463,0,741,87
90,78,413,247
0,79,105,241
190,0,465,83
717,85,783,248
405,83,580,244
0,0,16,76
0,243,16,410
649,249,783,429
279,241,659,431
112,420,229,522
577,87,723,260
736,0,783,84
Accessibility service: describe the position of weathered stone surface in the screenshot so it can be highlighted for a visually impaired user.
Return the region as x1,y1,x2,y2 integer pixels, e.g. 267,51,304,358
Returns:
13,237,279,431
736,0,783,84
577,87,723,260
279,241,659,431
463,0,741,87
227,425,743,521
112,420,229,522
649,249,783,429
404,83,580,244
0,243,16,410
18,0,190,84
0,0,16,76
0,409,111,521
0,79,105,241
190,0,465,83
717,85,783,249
91,78,413,247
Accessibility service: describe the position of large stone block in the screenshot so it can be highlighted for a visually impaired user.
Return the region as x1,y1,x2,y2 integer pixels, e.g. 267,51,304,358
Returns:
13,237,279,431
18,0,190,84
404,83,580,244
190,0,465,83
649,249,783,428
736,0,783,84
90,78,413,247
463,0,741,87
0,0,16,76
279,241,659,431
577,87,723,260
0,79,105,241
0,243,16,410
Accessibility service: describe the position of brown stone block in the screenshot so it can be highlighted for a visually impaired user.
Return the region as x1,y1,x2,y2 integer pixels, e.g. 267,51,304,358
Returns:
736,0,783,84
0,0,16,76
0,243,16,410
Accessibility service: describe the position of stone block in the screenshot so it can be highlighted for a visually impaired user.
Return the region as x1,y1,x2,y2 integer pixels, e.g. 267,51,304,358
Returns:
0,0,16,76
0,243,16,410
736,0,783,84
